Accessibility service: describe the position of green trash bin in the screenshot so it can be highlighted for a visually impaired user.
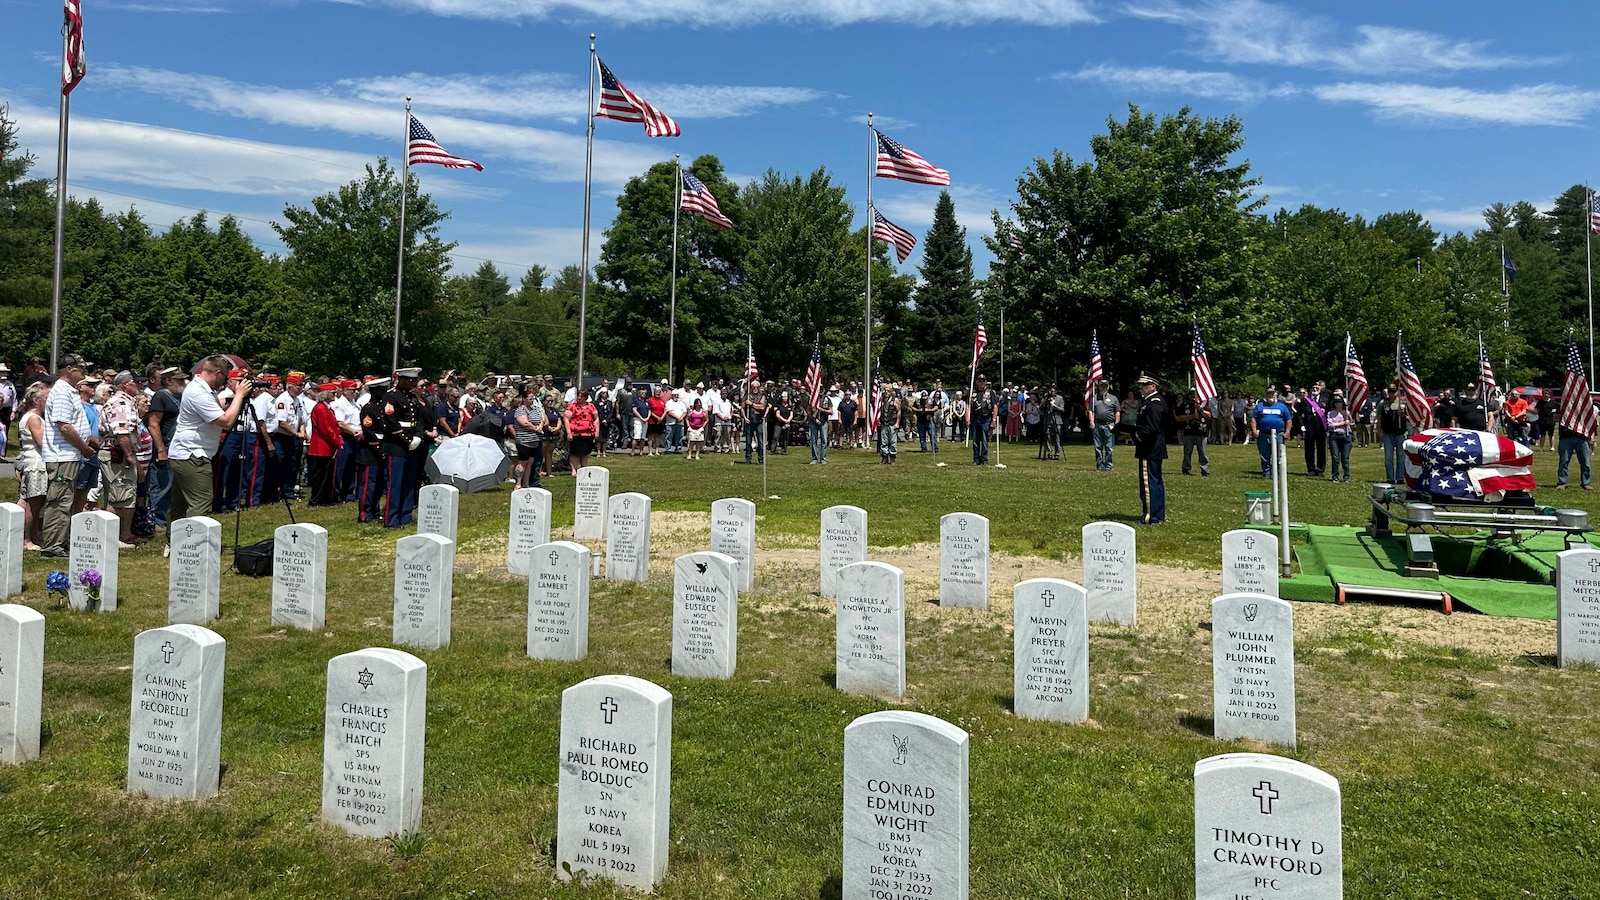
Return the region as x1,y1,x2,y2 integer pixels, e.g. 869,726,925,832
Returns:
1245,491,1271,526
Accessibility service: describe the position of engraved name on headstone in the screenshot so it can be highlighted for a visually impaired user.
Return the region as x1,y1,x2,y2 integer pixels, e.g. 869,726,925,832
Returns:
528,541,590,661
835,561,906,700
820,505,867,598
1082,521,1136,626
1212,593,1297,747
710,498,756,593
272,523,328,630
393,534,454,650
573,466,611,540
939,512,990,608
1013,578,1089,723
70,510,119,612
1194,753,1342,900
167,516,221,625
1222,529,1279,597
322,647,427,837
672,551,738,680
127,624,224,800
605,493,652,583
1557,549,1600,666
508,487,554,576
417,483,460,544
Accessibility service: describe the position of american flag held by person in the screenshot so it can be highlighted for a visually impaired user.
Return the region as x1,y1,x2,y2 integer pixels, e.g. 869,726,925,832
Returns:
1478,334,1497,396
1560,335,1598,439
1191,320,1216,405
971,307,988,371
680,173,733,229
596,58,680,137
874,130,950,186
802,336,823,412
1344,336,1369,416
1085,330,1102,417
408,116,483,171
1396,336,1431,430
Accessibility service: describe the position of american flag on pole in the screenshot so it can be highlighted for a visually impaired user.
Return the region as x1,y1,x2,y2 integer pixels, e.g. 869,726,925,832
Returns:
869,369,883,431
874,130,950,186
63,0,85,95
1344,334,1369,416
1477,333,1497,396
802,335,823,412
744,336,759,389
1085,330,1103,416
1396,335,1431,430
680,173,733,229
1191,319,1216,405
1560,334,1598,439
596,59,680,138
1590,191,1600,235
407,116,483,170
970,305,988,371
872,208,916,263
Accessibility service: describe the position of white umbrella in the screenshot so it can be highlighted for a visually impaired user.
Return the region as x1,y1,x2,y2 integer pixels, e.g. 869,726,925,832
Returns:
425,435,511,493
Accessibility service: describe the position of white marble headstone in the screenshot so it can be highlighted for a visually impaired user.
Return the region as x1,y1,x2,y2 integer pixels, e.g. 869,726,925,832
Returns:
70,510,119,612
1222,529,1279,597
167,516,221,625
939,512,990,608
393,534,454,650
843,710,969,900
272,523,328,630
0,502,22,598
836,561,905,699
0,604,44,764
820,505,868,598
508,487,554,576
1558,549,1600,666
573,466,611,540
529,541,590,661
417,483,460,544
1212,593,1297,747
127,624,224,800
322,647,427,837
710,498,756,593
1195,753,1342,900
672,551,738,680
1013,578,1089,723
606,492,651,582
557,674,672,892
1082,521,1136,626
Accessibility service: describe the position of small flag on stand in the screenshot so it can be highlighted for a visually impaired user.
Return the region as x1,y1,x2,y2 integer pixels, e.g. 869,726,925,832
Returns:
63,0,86,95
1344,335,1369,415
680,173,733,229
970,305,988,371
871,208,916,263
1560,334,1598,439
1191,319,1216,405
1396,335,1431,430
874,130,950,186
1085,330,1102,416
596,59,680,137
1477,333,1497,396
803,335,823,412
408,116,483,170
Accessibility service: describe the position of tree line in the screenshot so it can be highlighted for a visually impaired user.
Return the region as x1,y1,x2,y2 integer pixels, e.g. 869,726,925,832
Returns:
0,102,1588,390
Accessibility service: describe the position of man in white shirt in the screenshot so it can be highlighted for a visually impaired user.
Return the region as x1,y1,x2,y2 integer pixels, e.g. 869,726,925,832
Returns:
331,379,363,502
247,376,280,506
664,390,687,454
39,353,97,558
169,355,251,535
276,373,310,499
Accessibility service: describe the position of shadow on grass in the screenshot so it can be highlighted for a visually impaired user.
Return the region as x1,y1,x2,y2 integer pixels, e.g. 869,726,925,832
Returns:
818,874,843,900
1519,652,1559,668
1179,713,1214,737
1091,513,1143,524
819,672,837,689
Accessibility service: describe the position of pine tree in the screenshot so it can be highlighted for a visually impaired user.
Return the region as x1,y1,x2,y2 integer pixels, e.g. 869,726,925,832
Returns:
909,191,976,382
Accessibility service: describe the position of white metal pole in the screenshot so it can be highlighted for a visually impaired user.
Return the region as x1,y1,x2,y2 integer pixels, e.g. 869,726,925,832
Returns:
668,155,680,385
1588,187,1595,379
1279,431,1291,576
391,97,411,374
864,114,874,424
49,20,72,372
576,35,596,393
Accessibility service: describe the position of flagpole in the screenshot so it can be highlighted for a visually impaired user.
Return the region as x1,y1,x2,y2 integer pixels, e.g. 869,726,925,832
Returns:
863,113,874,433
995,302,1003,464
576,34,597,394
1588,186,1595,380
391,97,411,374
668,154,681,385
49,19,73,373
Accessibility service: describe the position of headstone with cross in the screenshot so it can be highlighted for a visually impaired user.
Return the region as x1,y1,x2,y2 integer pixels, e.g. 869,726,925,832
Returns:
710,497,756,592
1013,578,1089,723
1194,753,1342,899
322,647,427,838
605,492,652,582
1211,593,1297,747
69,510,120,612
836,561,906,699
0,604,44,764
843,710,969,899
508,486,553,576
557,674,673,891
820,505,868,598
168,516,221,625
273,523,328,629
393,533,454,650
127,624,225,800
1557,548,1600,666
416,483,460,544
672,551,739,679
1222,529,1279,597
0,502,22,599
573,465,611,540
1082,521,1136,626
939,512,991,608
528,540,590,661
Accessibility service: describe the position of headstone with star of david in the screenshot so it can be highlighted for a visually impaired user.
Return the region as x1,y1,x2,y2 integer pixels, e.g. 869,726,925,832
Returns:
0,604,45,764
573,465,611,540
528,541,590,661
1222,529,1279,597
126,624,225,800
842,709,969,900
1194,752,1341,899
1211,593,1297,747
819,505,868,598
672,551,738,680
1012,578,1089,723
69,510,119,612
0,502,22,598
321,647,427,838
416,483,460,544
1082,521,1136,626
710,497,756,592
393,533,454,650
508,486,554,576
167,516,221,626
1557,549,1600,666
272,523,328,630
939,512,991,608
605,492,652,582
556,674,673,891
836,561,906,699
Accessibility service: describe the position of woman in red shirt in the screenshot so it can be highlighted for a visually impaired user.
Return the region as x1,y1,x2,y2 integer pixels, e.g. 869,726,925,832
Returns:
307,383,343,506
646,387,667,457
564,389,599,474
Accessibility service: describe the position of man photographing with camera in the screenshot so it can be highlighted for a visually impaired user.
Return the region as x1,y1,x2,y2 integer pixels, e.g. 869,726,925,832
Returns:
168,356,253,549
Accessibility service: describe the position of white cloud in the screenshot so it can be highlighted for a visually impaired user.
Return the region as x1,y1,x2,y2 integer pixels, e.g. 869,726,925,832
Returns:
1315,82,1600,126
342,0,1098,27
1416,205,1489,234
1126,0,1544,74
874,185,1006,235
852,114,916,131
1064,63,1298,102
450,226,604,279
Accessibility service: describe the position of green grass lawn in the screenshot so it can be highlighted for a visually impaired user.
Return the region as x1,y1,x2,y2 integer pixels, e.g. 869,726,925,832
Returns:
1,437,1598,898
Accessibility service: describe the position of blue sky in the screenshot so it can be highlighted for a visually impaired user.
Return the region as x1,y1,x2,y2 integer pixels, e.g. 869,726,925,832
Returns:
4,0,1599,282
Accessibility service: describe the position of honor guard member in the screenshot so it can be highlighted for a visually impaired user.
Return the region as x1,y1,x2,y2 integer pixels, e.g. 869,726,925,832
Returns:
406,369,437,507
331,379,363,503
356,376,390,523
380,367,426,527
212,367,253,513
247,374,281,506
1131,374,1168,525
276,372,311,500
